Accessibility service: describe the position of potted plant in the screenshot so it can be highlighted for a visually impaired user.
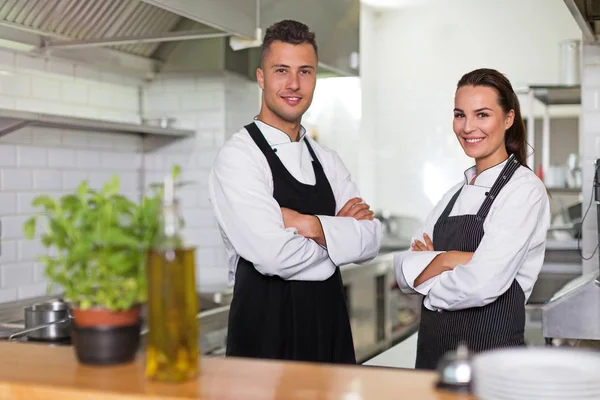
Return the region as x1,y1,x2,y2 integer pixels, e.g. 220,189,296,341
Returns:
23,166,181,366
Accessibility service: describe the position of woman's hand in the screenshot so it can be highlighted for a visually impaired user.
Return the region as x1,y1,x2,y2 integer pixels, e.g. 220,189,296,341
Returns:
411,233,434,251
413,251,474,287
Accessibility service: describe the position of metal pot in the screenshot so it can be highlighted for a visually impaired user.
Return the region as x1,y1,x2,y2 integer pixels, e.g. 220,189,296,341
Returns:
8,300,72,341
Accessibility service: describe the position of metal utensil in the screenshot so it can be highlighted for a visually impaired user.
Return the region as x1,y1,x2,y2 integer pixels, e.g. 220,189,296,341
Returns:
8,300,72,341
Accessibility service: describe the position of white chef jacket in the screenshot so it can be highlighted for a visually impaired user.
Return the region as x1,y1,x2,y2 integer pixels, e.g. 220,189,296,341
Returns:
208,120,383,285
395,158,551,312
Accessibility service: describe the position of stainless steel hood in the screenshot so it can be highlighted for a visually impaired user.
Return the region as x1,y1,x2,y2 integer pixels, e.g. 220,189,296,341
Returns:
564,0,600,43
0,0,358,79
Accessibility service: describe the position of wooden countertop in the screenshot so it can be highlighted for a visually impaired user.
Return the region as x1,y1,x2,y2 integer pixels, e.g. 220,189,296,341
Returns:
0,342,474,400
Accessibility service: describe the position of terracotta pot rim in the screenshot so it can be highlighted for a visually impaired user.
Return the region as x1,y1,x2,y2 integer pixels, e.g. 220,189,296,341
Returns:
72,305,142,328
71,303,143,312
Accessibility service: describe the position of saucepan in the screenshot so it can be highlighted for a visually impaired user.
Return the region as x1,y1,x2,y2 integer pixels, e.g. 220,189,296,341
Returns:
8,300,73,341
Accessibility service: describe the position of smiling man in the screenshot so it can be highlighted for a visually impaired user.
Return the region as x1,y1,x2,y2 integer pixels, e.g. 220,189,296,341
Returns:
208,20,382,364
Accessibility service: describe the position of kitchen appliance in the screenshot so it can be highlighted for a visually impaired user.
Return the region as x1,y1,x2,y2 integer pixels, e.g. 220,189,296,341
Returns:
341,253,420,363
542,158,600,343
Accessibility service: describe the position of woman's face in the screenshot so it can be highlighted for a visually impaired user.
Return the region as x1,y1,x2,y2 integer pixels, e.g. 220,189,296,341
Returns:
453,85,514,165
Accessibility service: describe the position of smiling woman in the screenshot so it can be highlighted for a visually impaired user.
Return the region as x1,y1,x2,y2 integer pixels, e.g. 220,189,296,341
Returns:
393,68,551,370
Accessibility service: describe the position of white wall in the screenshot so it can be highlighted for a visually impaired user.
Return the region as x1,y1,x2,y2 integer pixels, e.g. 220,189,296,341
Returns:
0,48,259,302
360,0,581,220
304,77,362,179
143,72,260,292
580,44,600,275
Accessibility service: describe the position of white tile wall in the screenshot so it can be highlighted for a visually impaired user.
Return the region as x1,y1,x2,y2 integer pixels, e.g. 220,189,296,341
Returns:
0,47,259,301
580,44,600,275
143,72,260,292
0,49,144,302
0,126,144,301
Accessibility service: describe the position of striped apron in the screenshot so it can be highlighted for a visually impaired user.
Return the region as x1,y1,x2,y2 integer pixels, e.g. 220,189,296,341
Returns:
415,155,526,370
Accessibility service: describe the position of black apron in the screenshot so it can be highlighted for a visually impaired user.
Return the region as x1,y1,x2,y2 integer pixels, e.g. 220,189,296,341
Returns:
225,122,356,364
415,155,526,370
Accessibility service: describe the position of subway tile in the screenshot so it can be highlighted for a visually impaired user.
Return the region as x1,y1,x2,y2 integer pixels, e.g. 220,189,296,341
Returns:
17,283,49,300
17,238,45,262
63,170,89,190
33,262,47,283
17,192,41,214
32,169,62,190
0,144,17,166
48,148,75,167
76,149,102,168
1,263,33,288
1,215,28,239
31,76,61,100
87,133,114,149
17,146,47,167
61,131,89,147
0,193,16,215
0,240,17,263
30,127,62,146
0,288,16,303
0,74,30,97
60,80,88,104
1,169,32,190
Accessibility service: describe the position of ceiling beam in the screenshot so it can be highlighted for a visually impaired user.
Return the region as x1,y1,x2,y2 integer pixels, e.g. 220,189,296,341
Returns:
563,0,597,43
44,30,231,50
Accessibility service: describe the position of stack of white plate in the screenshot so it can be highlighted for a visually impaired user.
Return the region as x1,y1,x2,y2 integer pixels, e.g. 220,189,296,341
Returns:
472,347,600,400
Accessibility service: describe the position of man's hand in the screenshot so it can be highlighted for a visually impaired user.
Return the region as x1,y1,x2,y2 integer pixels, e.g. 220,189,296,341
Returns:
413,251,474,287
411,233,434,251
281,208,326,247
337,197,374,221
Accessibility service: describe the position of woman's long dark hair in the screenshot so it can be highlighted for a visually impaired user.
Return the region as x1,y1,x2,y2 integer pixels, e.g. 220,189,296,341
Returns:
456,68,528,168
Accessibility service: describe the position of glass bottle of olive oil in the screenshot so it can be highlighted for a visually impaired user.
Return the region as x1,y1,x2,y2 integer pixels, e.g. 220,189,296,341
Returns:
145,176,199,382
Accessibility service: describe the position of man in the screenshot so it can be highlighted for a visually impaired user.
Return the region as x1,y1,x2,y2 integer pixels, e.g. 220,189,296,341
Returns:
208,19,382,364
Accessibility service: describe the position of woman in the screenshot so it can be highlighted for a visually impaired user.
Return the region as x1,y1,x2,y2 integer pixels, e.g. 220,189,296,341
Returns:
395,68,550,370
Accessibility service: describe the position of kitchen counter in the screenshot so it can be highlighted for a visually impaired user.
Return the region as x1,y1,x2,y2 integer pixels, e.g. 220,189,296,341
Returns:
0,342,474,400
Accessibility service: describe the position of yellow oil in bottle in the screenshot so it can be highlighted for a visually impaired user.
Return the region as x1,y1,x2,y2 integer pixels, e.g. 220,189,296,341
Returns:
145,175,199,382
145,248,199,381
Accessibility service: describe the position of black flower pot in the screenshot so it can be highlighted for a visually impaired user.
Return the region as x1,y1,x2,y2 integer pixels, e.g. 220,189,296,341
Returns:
70,305,142,366
72,322,141,366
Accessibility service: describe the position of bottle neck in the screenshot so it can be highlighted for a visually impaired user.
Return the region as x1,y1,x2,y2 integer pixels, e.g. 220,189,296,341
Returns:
154,200,183,249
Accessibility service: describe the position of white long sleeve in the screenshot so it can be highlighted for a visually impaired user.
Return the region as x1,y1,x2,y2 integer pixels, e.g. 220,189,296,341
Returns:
209,140,333,281
209,121,382,285
317,151,383,266
393,183,460,294
426,179,550,311
393,159,550,311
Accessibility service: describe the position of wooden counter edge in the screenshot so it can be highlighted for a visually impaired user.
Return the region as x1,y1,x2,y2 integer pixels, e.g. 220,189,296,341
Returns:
0,342,474,400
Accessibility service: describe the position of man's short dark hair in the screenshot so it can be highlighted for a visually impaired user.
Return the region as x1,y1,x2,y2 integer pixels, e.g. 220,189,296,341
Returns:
260,20,318,66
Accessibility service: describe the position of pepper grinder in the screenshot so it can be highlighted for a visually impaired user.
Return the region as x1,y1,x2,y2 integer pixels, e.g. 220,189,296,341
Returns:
435,343,473,392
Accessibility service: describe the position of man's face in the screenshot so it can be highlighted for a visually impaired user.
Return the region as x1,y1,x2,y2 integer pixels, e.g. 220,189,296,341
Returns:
257,41,317,124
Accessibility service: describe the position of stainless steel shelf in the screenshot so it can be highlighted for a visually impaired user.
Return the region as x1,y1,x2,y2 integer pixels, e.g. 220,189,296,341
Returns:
547,186,582,194
528,85,581,106
0,109,194,139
